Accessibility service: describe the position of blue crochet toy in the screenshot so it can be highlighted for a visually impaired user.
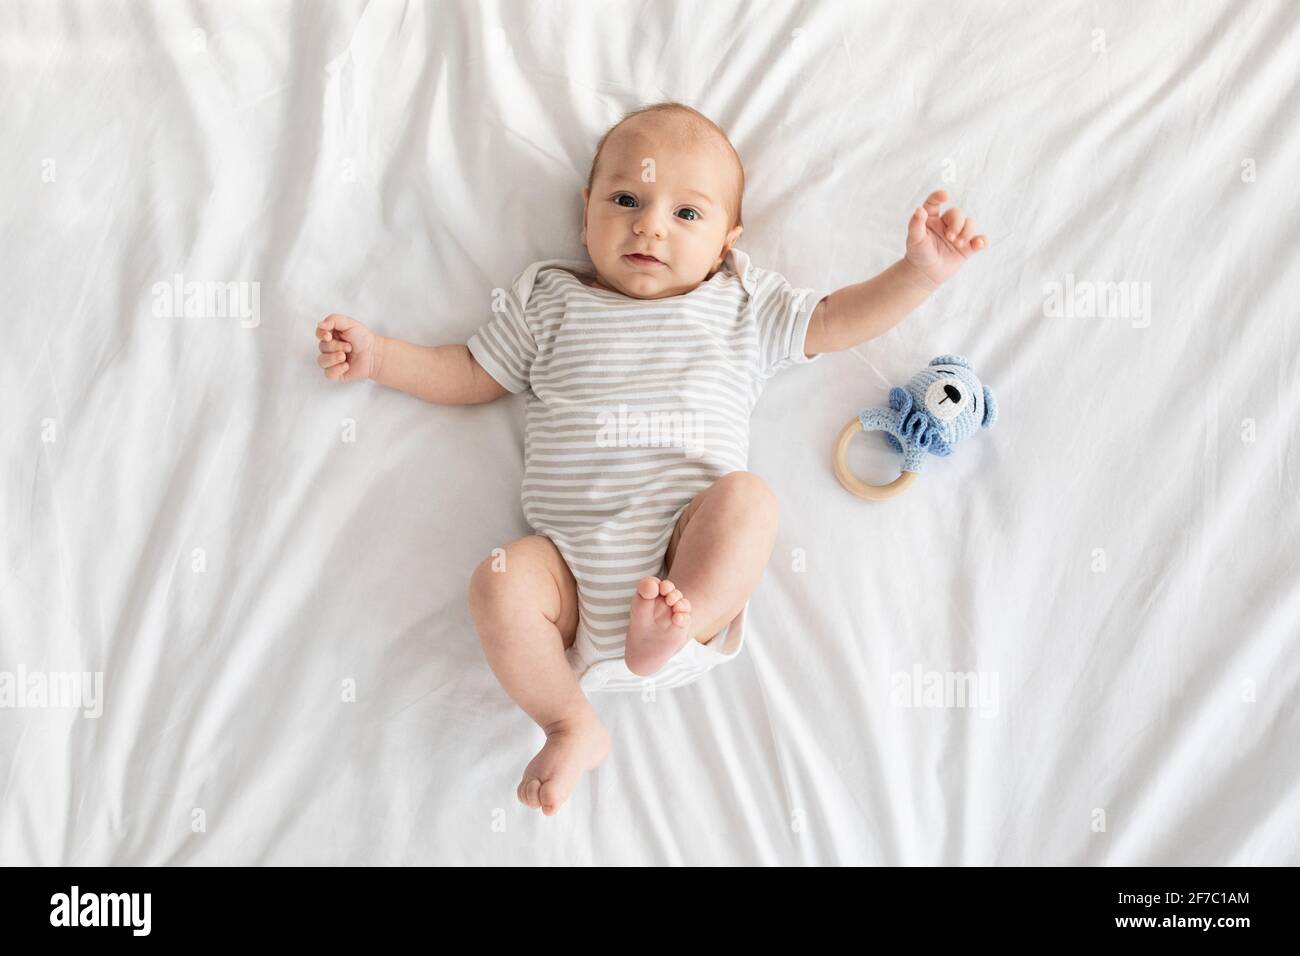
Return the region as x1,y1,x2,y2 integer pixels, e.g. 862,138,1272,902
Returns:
832,354,997,500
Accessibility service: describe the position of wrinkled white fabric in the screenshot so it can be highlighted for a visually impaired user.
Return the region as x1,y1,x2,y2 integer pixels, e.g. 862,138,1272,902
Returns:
2,0,1296,864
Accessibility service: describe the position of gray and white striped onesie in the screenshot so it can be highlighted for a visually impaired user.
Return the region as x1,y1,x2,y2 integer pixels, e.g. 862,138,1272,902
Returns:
467,247,824,692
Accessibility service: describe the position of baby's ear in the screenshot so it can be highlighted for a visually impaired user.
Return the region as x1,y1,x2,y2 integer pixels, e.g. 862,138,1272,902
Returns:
930,354,972,369
981,385,998,429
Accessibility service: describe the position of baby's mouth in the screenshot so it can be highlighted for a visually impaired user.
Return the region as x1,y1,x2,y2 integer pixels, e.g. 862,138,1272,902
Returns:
623,253,666,268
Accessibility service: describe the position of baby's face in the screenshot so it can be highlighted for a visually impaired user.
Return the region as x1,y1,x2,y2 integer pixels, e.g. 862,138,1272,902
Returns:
581,120,742,299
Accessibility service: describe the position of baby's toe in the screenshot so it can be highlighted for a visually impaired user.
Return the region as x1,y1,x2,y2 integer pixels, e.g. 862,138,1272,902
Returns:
672,609,689,627
665,588,685,607
538,779,565,816
519,777,542,809
659,579,675,596
636,576,661,599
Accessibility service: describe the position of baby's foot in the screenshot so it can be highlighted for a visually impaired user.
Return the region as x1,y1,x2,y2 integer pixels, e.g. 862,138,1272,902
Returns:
624,576,692,676
517,713,610,817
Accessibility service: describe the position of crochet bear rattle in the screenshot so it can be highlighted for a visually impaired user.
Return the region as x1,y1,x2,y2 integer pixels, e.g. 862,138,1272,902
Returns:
832,355,997,501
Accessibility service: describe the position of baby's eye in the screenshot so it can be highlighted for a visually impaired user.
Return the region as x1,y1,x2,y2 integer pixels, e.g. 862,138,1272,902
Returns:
676,208,700,221
613,193,637,208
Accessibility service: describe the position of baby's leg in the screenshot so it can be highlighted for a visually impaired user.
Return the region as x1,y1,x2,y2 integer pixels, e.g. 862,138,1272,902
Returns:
624,471,779,676
468,535,609,816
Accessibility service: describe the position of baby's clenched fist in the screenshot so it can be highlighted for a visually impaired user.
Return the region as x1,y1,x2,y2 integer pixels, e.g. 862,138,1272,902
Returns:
316,314,378,382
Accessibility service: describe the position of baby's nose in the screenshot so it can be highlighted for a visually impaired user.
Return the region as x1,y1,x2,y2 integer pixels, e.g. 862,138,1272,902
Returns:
634,210,668,239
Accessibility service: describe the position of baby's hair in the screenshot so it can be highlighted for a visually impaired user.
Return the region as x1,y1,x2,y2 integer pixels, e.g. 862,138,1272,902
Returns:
585,101,745,230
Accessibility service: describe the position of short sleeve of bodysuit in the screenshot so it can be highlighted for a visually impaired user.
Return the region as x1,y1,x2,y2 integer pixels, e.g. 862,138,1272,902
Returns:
465,266,542,394
737,254,827,378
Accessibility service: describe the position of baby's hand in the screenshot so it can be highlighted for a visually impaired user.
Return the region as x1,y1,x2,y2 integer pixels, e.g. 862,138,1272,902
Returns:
903,189,988,288
316,314,377,382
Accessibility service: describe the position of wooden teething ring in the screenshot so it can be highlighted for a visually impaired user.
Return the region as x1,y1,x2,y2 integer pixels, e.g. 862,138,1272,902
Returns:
832,417,919,501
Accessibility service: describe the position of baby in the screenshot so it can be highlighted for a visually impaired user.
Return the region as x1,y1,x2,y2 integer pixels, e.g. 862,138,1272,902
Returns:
314,102,987,816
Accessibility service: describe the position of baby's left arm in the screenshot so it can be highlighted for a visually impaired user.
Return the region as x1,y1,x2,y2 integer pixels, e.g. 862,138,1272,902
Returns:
804,190,988,356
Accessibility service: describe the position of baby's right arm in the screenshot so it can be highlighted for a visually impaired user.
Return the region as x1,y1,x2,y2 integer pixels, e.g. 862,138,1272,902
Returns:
315,314,509,405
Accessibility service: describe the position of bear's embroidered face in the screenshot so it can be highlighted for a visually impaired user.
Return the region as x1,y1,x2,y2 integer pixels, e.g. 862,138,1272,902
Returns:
904,355,997,448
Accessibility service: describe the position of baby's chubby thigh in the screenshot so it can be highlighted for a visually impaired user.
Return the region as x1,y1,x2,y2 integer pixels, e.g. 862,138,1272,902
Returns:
658,470,780,642
468,534,580,650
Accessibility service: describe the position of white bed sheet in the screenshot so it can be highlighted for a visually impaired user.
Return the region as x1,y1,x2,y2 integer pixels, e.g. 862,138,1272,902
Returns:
3,0,1297,865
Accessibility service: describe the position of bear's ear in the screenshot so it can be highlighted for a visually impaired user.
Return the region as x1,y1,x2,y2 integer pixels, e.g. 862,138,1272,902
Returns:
888,386,912,415
930,354,971,369
981,385,998,429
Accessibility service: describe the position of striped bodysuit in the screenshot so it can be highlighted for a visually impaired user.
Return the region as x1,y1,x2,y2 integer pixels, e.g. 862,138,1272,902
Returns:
467,248,824,691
